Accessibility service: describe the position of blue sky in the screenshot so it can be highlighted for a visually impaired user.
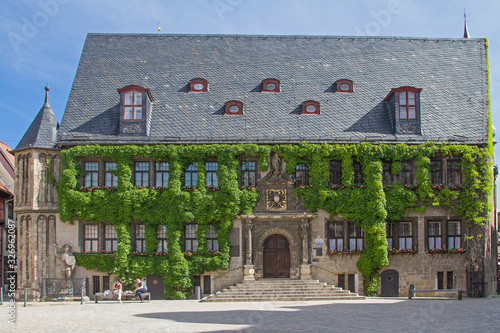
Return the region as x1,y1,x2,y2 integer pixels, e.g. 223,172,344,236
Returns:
1,0,499,162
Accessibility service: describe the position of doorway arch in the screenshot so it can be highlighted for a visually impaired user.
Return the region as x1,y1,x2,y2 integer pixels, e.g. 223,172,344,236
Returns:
263,234,290,278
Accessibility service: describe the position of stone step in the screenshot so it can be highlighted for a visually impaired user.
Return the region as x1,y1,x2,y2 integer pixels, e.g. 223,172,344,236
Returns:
214,291,353,298
202,295,365,302
201,279,365,302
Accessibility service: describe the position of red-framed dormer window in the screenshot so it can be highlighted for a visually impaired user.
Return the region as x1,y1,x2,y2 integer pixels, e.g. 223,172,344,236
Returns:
262,78,280,93
385,87,422,121
301,100,320,115
335,79,353,93
117,85,152,121
189,78,208,93
398,91,417,120
225,100,243,115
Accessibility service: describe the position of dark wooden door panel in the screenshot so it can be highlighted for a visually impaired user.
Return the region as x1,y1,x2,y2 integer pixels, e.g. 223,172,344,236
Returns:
263,234,290,278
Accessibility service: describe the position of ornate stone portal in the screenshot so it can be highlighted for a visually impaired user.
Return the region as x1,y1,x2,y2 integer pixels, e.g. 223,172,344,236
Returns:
241,152,316,280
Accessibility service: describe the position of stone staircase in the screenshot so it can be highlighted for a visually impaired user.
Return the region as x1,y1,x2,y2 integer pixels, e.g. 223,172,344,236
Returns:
200,279,365,302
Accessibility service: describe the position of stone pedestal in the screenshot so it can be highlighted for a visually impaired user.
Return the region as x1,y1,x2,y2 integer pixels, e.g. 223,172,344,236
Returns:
300,264,312,280
15,288,41,302
243,265,256,281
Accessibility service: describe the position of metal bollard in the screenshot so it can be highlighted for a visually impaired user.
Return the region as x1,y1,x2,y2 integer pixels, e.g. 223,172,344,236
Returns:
0,286,3,305
24,288,27,307
409,284,415,299
195,286,201,300
81,286,84,305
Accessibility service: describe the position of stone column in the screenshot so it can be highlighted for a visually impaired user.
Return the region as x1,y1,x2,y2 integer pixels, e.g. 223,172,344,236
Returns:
243,220,255,281
300,219,312,280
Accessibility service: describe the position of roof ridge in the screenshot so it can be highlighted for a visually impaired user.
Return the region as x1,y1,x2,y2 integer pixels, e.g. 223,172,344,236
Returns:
86,32,486,42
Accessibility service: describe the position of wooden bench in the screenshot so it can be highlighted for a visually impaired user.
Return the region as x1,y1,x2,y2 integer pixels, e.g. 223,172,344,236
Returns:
94,292,151,303
408,286,462,300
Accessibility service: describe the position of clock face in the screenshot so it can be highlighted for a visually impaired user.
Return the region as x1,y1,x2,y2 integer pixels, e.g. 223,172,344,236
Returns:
266,189,287,210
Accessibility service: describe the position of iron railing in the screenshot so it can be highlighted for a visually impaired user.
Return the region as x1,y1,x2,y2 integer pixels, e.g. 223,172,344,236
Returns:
42,278,87,299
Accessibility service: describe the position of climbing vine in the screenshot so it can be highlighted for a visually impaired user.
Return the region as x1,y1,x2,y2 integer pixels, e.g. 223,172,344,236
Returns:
58,140,492,298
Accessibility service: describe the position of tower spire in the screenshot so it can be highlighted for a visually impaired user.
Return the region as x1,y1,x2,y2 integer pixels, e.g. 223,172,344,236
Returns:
44,84,50,106
463,8,470,38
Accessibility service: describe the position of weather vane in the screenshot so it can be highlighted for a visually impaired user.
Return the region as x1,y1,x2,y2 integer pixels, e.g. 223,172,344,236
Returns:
156,21,161,34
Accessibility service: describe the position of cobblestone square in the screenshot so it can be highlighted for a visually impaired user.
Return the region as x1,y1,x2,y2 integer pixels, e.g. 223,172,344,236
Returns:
2,297,500,332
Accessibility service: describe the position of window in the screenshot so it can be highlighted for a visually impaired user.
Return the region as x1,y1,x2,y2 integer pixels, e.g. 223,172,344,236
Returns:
157,225,168,252
240,160,257,187
224,100,243,115
329,160,342,186
301,100,320,115
328,222,344,251
398,91,416,120
104,224,117,252
262,78,280,93
383,162,393,185
447,221,461,249
335,79,353,93
348,223,364,251
83,223,99,252
156,162,169,187
134,162,149,187
428,221,442,250
353,162,363,185
430,160,442,185
189,78,208,92
447,160,461,185
184,163,198,187
117,85,152,123
84,162,99,187
184,224,198,251
295,164,309,187
399,161,412,185
135,224,146,252
207,224,219,251
427,219,462,251
206,162,218,187
123,91,143,120
105,162,118,187
386,223,393,249
398,221,413,249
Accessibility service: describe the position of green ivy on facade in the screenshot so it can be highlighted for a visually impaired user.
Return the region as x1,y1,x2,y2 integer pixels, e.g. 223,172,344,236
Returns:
59,141,492,298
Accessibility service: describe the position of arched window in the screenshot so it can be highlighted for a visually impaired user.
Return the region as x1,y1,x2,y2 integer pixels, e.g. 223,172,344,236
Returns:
189,78,208,92
262,78,280,93
301,100,320,115
335,79,353,93
224,100,243,115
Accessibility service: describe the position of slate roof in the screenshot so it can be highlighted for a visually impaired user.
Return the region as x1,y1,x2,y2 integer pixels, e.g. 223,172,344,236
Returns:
0,142,14,196
58,34,489,146
16,87,59,150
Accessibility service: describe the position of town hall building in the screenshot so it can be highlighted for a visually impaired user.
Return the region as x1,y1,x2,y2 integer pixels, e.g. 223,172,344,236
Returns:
12,33,497,300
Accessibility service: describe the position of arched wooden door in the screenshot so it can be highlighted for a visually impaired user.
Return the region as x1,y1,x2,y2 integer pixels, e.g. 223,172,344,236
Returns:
263,234,290,278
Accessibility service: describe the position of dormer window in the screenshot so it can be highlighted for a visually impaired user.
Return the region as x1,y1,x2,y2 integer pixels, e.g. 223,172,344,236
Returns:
262,78,280,93
124,91,142,120
117,85,153,136
189,78,208,92
385,86,422,135
398,91,416,120
301,100,320,115
335,79,353,93
117,85,153,121
225,100,243,115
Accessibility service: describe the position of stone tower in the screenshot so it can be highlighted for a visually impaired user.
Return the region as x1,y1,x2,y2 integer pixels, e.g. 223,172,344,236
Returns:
12,86,60,300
